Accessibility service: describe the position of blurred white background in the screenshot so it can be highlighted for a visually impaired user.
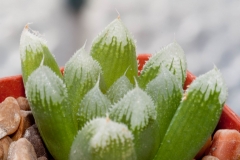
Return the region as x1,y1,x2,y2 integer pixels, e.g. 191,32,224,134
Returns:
1,0,240,114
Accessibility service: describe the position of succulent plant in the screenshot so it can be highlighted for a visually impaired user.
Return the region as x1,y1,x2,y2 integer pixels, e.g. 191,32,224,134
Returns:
20,18,227,160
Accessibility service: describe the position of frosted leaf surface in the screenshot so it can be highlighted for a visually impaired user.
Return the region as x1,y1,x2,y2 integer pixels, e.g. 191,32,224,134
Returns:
139,42,187,88
20,25,62,85
64,46,103,128
146,67,183,103
64,46,102,87
92,18,135,51
90,18,138,89
155,67,228,160
107,75,134,104
25,65,77,160
109,86,156,131
89,118,133,149
77,80,111,130
20,24,47,61
145,67,183,144
26,66,67,109
70,118,136,160
186,67,227,104
109,84,161,160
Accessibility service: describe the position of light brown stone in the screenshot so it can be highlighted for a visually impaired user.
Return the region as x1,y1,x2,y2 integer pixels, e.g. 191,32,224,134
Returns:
37,157,47,160
0,136,12,160
0,145,3,160
207,129,240,160
0,97,21,139
11,111,35,141
7,138,37,160
202,155,219,160
16,97,30,111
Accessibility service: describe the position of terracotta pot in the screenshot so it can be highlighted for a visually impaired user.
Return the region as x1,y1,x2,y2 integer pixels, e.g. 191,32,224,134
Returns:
0,54,240,132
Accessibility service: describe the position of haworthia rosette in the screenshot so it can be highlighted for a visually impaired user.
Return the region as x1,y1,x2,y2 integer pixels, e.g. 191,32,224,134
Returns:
70,118,136,160
109,85,160,160
139,42,187,88
154,67,227,160
19,18,230,160
20,25,62,85
90,18,138,89
25,65,77,160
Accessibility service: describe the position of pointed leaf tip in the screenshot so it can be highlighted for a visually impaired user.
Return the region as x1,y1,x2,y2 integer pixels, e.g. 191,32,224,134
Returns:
64,46,103,128
77,79,111,130
20,25,62,85
70,118,136,160
139,42,187,88
20,24,47,61
107,75,134,104
186,67,227,104
110,86,156,131
90,18,138,89
95,18,135,48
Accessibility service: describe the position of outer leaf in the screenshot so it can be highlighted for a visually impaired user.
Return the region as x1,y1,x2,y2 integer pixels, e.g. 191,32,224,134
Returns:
138,42,187,88
64,46,103,128
90,18,138,89
154,67,228,160
20,25,62,85
70,118,136,160
77,80,111,130
145,67,183,144
109,86,160,160
107,75,134,104
26,66,77,160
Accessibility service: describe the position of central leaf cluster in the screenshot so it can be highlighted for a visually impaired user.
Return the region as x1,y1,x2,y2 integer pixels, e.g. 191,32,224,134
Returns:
20,18,227,160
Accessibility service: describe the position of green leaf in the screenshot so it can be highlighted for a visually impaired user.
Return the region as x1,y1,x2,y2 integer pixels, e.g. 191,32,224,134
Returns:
64,46,103,128
26,65,77,160
138,42,187,88
145,67,183,144
109,85,160,160
70,118,136,160
20,25,62,85
107,75,134,104
154,67,228,160
90,18,138,89
77,80,111,130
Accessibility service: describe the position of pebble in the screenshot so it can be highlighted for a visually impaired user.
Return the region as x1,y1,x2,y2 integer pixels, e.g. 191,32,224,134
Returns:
0,97,21,139
37,157,48,160
202,155,219,160
0,136,12,160
7,138,37,160
207,129,240,160
16,97,31,111
23,124,49,158
11,110,35,141
0,148,2,160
